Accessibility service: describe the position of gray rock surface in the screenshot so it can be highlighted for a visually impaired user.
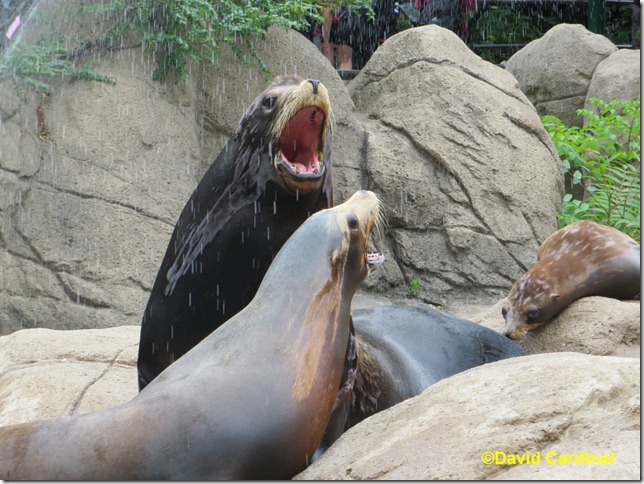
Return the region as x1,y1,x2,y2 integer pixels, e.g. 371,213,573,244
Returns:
0,300,639,480
506,23,618,126
350,25,564,306
585,48,641,109
0,22,356,334
0,326,138,426
296,352,640,480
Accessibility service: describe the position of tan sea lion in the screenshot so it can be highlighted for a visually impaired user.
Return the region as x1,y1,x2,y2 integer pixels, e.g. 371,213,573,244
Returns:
502,220,640,340
138,75,334,390
0,190,384,480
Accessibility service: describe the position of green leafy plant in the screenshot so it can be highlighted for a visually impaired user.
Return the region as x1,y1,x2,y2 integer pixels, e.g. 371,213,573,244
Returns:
0,37,116,92
543,98,640,242
95,0,373,81
2,0,372,89
409,278,420,298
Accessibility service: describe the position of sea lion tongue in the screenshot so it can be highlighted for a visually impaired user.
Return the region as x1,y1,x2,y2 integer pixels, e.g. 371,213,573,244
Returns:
278,106,324,174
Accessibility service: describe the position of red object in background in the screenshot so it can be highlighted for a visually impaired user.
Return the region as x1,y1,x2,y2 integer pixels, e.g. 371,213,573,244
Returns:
6,15,21,39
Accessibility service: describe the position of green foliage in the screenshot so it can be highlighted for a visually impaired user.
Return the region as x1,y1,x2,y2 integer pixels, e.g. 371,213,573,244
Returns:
409,278,420,298
99,0,372,81
0,37,116,92
1,0,372,89
543,98,641,242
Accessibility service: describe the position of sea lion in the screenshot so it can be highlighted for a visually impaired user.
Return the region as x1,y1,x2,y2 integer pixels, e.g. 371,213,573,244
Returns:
502,220,640,340
316,304,526,451
0,191,385,480
138,75,333,389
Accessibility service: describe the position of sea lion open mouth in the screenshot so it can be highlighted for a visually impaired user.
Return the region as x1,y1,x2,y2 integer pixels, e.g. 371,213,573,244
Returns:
275,106,326,178
367,251,385,271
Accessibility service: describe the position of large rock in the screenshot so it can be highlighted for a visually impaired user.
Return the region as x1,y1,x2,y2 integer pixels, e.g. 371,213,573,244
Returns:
472,296,641,358
350,25,564,307
0,326,138,426
506,24,617,126
585,48,641,108
296,352,640,480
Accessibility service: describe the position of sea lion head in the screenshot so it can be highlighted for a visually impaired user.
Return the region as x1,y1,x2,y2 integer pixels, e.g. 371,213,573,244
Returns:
255,190,385,311
501,221,641,340
235,74,332,196
328,190,386,293
501,267,562,340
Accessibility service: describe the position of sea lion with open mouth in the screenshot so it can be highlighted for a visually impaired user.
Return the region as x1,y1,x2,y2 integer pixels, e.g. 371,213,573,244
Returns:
0,191,385,480
138,75,334,389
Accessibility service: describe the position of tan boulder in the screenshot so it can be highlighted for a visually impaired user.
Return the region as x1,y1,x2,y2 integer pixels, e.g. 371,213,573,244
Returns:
506,23,617,126
0,326,138,426
350,25,564,306
296,352,640,480
585,48,641,108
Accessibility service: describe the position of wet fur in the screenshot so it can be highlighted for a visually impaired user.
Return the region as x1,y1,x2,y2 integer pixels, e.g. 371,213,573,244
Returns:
503,220,640,339
0,191,381,480
138,76,333,389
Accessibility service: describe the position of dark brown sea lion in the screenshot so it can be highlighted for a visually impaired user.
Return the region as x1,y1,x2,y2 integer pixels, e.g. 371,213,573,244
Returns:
315,304,525,453
138,75,333,390
0,191,384,480
502,220,640,340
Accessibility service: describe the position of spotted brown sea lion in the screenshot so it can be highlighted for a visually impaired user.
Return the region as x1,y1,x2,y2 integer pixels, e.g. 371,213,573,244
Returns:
502,220,640,340
138,75,333,390
315,304,525,453
0,191,384,480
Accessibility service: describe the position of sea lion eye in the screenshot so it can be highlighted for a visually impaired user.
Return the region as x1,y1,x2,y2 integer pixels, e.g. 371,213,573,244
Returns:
262,96,277,109
347,214,359,232
526,307,540,323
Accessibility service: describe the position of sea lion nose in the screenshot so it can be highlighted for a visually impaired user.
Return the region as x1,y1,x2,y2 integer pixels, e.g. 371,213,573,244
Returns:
307,79,320,94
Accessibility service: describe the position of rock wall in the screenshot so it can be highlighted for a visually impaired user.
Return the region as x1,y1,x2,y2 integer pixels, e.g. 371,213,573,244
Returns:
0,15,357,334
505,23,634,127
351,26,563,306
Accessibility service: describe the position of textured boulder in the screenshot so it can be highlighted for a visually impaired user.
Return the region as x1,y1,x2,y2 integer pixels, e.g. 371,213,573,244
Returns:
296,352,640,480
506,23,617,126
0,326,138,426
585,48,641,108
472,296,641,358
350,25,564,306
